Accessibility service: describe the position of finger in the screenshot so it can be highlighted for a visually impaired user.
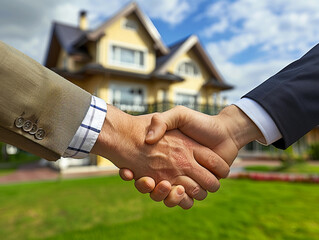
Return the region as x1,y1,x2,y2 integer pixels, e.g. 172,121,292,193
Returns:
145,113,167,144
186,161,221,193
178,195,194,210
163,185,185,208
119,168,134,181
134,177,156,194
150,180,171,202
173,176,207,201
193,147,230,179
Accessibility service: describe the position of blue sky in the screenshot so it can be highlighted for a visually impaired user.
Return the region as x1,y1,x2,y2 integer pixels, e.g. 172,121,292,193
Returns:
1,0,319,102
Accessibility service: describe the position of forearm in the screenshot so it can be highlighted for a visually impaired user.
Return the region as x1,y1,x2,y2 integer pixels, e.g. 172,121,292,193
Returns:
0,41,91,160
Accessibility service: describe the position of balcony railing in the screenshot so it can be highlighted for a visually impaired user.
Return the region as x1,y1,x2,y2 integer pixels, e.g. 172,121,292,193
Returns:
112,101,226,115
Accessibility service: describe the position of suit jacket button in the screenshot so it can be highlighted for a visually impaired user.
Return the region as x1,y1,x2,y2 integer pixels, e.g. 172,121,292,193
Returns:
35,129,45,140
14,117,25,128
22,120,33,132
29,124,38,135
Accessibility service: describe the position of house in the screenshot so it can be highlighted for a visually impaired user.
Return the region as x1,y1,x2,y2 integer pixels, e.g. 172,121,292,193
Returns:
44,2,233,167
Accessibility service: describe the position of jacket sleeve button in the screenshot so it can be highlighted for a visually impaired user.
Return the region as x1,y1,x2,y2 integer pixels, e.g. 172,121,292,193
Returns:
29,124,38,135
22,120,33,132
35,129,45,140
14,117,25,128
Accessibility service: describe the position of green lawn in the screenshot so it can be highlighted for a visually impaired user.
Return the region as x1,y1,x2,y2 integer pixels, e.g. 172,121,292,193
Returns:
245,162,319,174
0,176,318,240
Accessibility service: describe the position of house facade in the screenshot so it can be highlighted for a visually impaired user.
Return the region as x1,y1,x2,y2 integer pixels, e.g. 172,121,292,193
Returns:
45,2,233,167
43,2,319,167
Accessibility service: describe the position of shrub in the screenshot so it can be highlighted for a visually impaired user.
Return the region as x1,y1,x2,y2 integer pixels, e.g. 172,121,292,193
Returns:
308,142,319,160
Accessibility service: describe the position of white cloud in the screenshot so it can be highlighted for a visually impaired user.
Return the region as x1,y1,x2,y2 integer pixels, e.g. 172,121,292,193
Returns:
201,18,229,38
217,59,291,103
0,0,197,63
140,0,191,25
202,0,319,55
201,0,319,101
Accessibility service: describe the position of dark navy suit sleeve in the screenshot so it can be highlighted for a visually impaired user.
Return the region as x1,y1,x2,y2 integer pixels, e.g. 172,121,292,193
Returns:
244,43,319,149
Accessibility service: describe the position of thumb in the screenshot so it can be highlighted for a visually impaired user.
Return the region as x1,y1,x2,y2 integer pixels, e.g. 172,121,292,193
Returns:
145,107,185,144
145,113,168,144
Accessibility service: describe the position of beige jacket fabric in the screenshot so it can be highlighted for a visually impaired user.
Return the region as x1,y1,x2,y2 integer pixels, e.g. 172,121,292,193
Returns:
0,41,91,161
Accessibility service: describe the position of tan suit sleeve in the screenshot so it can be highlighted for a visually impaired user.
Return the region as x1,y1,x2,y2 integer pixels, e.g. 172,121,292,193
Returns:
0,41,91,161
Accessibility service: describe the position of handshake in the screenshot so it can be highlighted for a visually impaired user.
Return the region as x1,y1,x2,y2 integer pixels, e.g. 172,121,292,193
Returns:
92,104,263,209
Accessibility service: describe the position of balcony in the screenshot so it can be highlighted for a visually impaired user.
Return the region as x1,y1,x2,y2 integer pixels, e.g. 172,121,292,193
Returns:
111,101,225,115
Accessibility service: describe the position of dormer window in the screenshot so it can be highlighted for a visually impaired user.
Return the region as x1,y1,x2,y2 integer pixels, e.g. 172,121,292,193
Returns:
123,19,138,31
176,60,200,77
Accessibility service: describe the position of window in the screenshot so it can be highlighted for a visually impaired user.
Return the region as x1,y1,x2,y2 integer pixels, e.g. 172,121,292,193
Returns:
110,84,146,112
123,19,138,31
175,93,198,109
111,45,145,68
176,61,200,77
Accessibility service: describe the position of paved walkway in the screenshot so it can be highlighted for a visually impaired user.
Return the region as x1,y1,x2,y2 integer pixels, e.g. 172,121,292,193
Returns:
0,160,119,184
0,158,318,184
0,161,59,184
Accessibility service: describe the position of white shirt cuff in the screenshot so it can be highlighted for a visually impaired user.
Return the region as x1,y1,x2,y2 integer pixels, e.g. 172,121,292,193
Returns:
233,98,282,145
63,96,107,159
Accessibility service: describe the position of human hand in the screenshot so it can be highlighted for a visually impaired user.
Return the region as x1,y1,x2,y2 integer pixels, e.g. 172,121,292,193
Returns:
120,105,264,205
91,105,230,209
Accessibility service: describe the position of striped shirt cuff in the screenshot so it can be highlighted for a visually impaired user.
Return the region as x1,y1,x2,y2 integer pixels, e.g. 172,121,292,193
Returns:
63,96,107,159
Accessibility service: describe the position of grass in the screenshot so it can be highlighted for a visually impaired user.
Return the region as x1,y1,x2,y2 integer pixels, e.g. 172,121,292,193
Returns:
245,162,319,174
0,176,319,240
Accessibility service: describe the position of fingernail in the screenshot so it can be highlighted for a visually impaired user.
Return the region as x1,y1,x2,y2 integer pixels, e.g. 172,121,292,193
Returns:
177,187,184,196
146,130,154,139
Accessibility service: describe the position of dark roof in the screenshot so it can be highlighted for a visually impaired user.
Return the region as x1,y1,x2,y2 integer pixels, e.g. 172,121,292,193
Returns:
155,36,189,71
54,22,89,55
203,78,234,90
52,63,183,83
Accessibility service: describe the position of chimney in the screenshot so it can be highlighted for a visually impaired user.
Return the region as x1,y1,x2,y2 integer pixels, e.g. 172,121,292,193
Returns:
79,10,88,30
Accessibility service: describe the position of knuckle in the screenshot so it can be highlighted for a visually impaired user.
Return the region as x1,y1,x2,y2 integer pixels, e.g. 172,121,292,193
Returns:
174,105,186,112
152,112,161,120
206,153,218,169
191,186,201,197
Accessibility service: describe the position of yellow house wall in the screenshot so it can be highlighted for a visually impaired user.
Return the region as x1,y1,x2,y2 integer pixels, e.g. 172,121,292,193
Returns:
56,49,67,69
98,13,156,74
166,49,218,105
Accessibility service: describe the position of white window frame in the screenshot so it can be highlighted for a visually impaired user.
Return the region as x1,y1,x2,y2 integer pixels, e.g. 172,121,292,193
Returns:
108,40,147,70
175,60,201,78
108,81,148,112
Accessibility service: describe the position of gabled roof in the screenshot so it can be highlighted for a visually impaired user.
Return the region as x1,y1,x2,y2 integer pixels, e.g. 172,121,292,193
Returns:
44,22,90,67
45,2,169,67
154,35,233,90
45,2,232,90
85,2,169,55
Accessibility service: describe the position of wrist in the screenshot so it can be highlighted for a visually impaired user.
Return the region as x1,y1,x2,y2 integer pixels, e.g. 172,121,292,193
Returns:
91,105,133,162
218,105,264,150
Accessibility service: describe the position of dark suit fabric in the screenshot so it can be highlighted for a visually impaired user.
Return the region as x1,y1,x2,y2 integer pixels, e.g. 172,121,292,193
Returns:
245,43,319,149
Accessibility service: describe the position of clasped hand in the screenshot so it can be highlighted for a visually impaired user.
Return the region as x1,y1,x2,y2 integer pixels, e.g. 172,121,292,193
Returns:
92,105,262,209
